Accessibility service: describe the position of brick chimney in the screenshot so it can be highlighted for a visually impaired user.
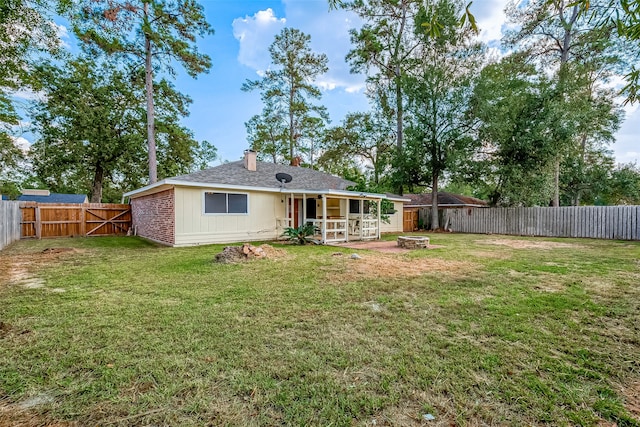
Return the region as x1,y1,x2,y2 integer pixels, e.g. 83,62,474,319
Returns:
290,156,301,167
243,150,257,171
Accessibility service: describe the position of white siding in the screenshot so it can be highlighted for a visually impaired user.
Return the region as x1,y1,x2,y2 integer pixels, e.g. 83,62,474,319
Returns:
380,201,404,233
174,186,285,246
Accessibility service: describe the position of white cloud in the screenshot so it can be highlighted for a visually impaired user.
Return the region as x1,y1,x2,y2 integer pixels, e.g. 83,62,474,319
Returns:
283,1,366,94
233,2,366,94
10,88,44,101
232,8,286,73
53,23,70,49
471,0,510,44
11,136,31,152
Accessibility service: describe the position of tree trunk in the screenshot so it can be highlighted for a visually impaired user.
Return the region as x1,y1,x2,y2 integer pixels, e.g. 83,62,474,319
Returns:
575,133,588,206
552,2,578,206
553,158,560,207
90,163,104,203
431,173,439,230
289,81,295,162
395,68,404,195
144,2,157,184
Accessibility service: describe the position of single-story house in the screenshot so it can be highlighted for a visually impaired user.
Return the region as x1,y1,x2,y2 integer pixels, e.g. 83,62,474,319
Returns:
17,189,88,204
123,151,409,247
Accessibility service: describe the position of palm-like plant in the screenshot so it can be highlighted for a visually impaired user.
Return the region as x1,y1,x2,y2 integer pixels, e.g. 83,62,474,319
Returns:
281,223,319,245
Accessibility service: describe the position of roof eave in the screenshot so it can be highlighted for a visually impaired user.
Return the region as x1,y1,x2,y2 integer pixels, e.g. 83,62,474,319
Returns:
124,180,390,199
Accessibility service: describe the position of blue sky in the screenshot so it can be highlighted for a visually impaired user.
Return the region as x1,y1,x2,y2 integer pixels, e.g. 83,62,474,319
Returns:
182,0,639,165
16,0,640,166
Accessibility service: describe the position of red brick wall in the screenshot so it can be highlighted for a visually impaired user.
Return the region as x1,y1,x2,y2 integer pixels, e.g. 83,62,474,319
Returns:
131,189,175,246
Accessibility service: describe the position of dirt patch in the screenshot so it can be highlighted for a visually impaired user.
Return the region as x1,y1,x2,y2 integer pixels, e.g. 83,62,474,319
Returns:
0,248,81,290
214,244,286,264
478,239,585,250
331,240,444,253
0,401,75,427
325,251,475,284
620,379,640,418
41,248,76,255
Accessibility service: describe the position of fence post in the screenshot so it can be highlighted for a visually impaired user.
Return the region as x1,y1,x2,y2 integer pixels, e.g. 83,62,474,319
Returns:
80,205,86,236
35,205,41,239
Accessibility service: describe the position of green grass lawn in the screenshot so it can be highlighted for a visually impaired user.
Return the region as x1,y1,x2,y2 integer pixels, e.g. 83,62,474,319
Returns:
1,234,639,426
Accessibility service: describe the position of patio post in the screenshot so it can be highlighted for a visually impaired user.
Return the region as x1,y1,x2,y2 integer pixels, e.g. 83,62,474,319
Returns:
377,199,381,239
360,199,364,240
345,198,349,243
302,194,307,226
321,194,327,244
284,193,289,228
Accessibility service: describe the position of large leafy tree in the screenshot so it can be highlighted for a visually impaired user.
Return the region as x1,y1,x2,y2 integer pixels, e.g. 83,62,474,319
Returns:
73,0,213,184
506,0,623,206
341,0,420,154
558,0,639,103
401,0,483,228
30,57,211,202
242,28,329,164
245,104,288,163
332,0,476,194
0,0,68,192
31,59,144,202
604,163,640,205
319,111,394,185
470,55,561,206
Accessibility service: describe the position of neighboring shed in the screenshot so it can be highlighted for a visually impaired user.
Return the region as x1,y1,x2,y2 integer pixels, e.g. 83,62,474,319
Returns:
404,192,488,230
404,192,488,209
17,189,88,204
124,151,409,247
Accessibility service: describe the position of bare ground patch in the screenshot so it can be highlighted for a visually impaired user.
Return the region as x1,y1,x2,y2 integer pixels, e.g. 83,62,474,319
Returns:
620,380,640,419
321,251,476,284
0,248,82,290
0,401,75,427
331,240,444,253
478,239,586,250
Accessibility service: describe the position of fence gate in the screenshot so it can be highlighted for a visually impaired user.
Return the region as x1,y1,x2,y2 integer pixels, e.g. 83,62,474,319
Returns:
20,202,131,239
403,209,419,232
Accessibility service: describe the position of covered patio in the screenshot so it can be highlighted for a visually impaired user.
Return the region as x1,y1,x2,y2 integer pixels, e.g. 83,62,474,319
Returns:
278,190,384,244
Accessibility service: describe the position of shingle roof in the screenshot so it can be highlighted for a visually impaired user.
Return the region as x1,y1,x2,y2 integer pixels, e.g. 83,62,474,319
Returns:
404,192,487,207
172,161,355,191
17,193,88,203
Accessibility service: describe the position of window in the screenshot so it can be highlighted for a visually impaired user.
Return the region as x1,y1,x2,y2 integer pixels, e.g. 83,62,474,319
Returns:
349,199,360,214
204,192,248,214
349,199,370,214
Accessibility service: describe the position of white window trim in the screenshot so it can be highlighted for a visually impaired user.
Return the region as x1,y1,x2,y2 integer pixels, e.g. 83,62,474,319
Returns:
202,191,250,216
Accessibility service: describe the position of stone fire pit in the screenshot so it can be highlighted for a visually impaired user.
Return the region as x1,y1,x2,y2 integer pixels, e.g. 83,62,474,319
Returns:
397,236,430,249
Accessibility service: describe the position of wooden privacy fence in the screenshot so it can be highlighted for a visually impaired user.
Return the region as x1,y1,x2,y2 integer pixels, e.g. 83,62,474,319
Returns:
0,201,21,250
443,206,640,241
20,202,131,239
